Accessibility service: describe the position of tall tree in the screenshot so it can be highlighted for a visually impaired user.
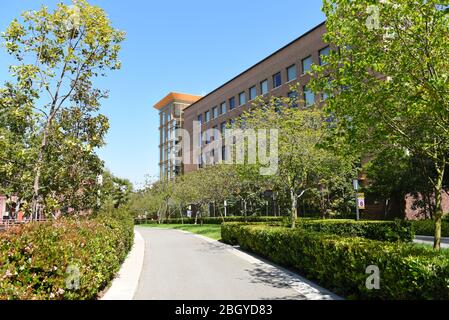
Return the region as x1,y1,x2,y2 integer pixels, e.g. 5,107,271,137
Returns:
310,0,449,249
237,96,354,228
2,0,125,215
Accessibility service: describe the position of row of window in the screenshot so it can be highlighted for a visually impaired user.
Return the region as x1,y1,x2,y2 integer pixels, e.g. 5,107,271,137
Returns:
160,104,182,125
197,46,330,125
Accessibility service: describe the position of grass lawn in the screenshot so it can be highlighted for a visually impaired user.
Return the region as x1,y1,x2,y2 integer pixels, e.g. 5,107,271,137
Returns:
142,224,222,240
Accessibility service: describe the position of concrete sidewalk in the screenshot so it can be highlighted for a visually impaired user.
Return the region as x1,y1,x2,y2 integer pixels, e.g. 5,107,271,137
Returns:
101,229,145,300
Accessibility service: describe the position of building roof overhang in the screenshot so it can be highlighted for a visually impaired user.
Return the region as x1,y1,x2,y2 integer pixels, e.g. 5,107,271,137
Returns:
153,92,202,110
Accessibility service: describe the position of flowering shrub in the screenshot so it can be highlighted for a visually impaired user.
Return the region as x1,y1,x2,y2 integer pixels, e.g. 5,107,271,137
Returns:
0,213,133,300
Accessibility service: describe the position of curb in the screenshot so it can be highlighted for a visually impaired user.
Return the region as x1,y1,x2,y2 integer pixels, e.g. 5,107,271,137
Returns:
101,228,145,300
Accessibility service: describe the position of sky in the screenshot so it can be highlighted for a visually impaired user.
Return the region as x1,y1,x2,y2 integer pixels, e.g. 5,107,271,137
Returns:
0,0,325,189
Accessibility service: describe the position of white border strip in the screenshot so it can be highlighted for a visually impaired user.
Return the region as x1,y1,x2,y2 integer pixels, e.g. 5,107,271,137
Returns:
101,229,145,300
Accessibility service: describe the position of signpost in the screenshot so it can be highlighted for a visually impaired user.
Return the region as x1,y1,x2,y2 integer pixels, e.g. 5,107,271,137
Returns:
353,179,360,221
358,193,366,210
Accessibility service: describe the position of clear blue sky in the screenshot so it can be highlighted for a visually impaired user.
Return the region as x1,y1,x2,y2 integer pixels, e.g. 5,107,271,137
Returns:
0,0,325,188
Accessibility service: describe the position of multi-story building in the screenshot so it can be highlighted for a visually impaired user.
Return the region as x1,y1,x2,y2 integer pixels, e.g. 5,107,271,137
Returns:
182,22,328,173
153,21,449,219
154,92,202,180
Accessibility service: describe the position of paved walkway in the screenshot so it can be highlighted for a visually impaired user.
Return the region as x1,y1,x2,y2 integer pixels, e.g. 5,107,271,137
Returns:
414,236,449,248
134,227,340,300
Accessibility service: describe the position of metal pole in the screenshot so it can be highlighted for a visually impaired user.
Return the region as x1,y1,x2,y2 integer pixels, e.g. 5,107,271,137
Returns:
224,200,227,217
353,179,360,221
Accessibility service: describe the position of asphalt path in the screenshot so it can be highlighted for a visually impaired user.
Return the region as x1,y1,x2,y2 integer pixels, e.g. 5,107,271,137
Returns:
134,227,339,300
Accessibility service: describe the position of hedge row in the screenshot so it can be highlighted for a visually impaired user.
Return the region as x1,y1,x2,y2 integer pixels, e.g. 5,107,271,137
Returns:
299,219,414,242
135,216,286,225
0,213,134,300
138,216,413,242
411,220,449,237
221,223,449,300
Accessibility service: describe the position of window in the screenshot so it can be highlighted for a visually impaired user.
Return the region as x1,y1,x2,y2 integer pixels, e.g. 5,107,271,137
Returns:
303,85,315,106
261,79,269,95
174,105,181,117
319,46,330,66
302,56,313,74
220,102,227,114
249,86,257,100
205,111,210,123
213,126,219,141
322,78,333,101
239,92,246,106
288,91,298,108
287,65,297,82
212,106,218,119
229,97,236,110
274,99,282,113
273,72,282,88
197,114,203,125
220,122,227,137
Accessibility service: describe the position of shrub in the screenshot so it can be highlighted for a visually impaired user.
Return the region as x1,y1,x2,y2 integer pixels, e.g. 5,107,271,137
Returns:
135,216,286,225
0,214,134,300
137,216,413,242
221,223,449,300
299,219,414,242
411,220,449,237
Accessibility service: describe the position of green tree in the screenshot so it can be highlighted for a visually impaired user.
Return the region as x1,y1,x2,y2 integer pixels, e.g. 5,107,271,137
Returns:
238,96,355,228
0,83,39,214
310,0,449,249
100,170,133,211
2,0,125,215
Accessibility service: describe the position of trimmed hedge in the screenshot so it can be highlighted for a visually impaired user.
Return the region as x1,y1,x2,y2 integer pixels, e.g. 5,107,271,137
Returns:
221,223,449,300
299,219,414,242
135,216,286,225
138,216,413,242
411,220,449,237
0,214,134,300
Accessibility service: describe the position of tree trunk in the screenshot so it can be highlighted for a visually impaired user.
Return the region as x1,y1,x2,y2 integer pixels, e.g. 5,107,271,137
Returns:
179,204,184,225
290,189,298,229
31,121,51,219
434,162,446,250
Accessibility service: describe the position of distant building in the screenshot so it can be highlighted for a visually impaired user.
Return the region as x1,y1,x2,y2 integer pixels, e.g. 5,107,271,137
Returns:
153,92,202,180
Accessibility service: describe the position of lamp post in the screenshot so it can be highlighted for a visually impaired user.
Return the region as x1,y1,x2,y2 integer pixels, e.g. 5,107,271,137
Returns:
224,200,227,217
353,179,360,221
